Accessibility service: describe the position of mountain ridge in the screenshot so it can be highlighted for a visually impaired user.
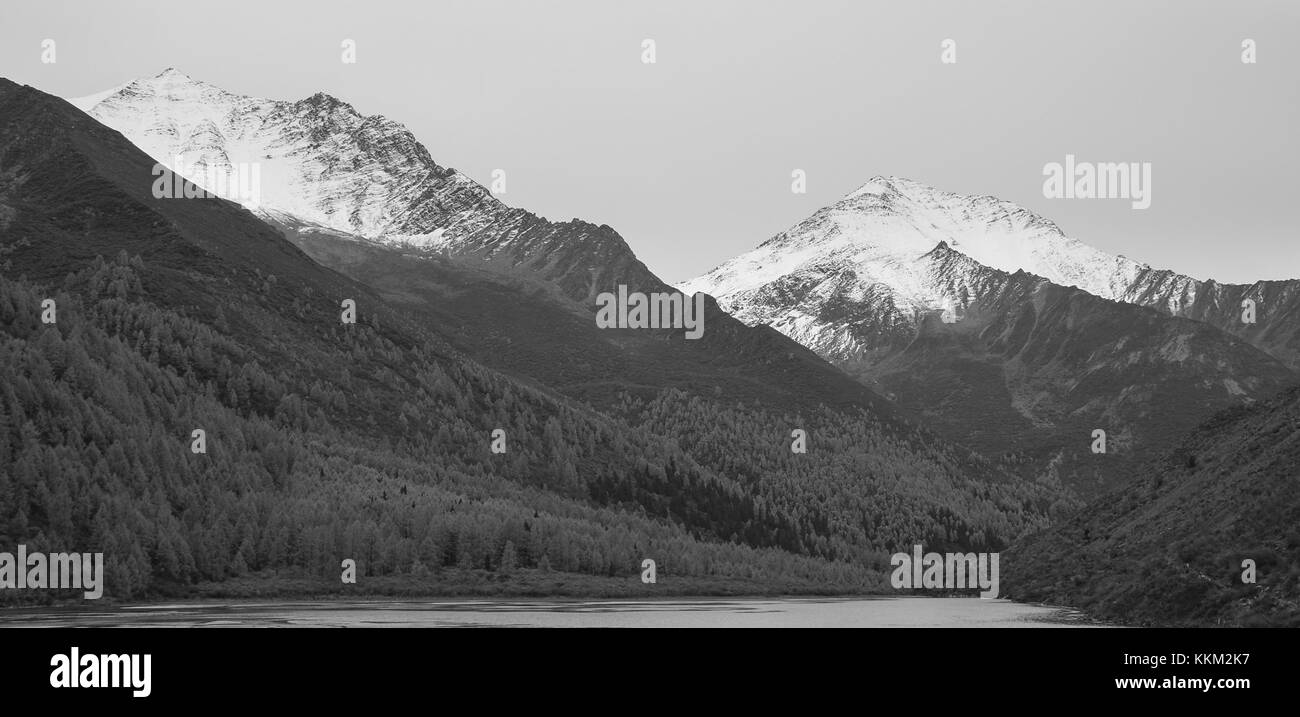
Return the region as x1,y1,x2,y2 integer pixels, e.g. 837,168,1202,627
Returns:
680,176,1299,492
65,69,922,416
682,175,1300,366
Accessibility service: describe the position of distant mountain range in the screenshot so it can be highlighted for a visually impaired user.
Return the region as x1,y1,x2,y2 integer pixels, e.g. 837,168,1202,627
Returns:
67,69,893,413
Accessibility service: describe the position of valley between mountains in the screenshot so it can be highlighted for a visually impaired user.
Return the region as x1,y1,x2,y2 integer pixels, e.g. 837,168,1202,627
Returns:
0,69,1292,624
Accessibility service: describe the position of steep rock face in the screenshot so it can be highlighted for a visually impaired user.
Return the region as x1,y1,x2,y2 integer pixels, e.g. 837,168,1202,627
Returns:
1140,277,1300,369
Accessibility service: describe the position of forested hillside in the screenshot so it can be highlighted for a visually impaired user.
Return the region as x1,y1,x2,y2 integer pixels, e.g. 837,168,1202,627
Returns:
0,256,877,598
0,253,1071,599
1002,386,1300,626
611,390,1075,563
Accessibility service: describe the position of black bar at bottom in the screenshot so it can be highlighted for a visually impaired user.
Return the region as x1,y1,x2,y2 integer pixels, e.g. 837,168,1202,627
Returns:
0,627,1284,707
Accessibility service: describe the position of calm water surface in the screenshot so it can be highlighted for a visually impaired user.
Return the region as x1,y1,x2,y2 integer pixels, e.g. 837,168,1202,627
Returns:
0,597,1101,627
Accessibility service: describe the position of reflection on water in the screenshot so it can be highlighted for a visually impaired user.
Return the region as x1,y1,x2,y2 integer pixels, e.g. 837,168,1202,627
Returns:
0,596,1101,628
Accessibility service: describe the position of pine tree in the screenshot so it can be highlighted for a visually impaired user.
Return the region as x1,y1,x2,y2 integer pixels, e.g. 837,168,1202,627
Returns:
499,541,517,574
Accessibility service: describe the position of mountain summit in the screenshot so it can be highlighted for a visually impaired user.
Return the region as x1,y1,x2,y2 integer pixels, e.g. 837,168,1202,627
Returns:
680,177,1297,493
70,68,497,245
68,69,660,303
680,176,1201,357
683,176,1300,369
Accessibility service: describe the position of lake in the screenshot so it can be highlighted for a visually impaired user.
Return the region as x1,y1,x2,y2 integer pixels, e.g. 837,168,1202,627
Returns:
0,596,1101,627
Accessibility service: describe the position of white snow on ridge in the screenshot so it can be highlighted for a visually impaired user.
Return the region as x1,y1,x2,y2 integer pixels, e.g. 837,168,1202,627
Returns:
683,176,1154,306
680,175,1205,362
68,81,135,113
65,68,496,245
67,69,1206,359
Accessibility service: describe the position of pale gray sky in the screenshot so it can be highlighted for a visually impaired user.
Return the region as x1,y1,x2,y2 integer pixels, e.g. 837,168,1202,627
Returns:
3,0,1297,283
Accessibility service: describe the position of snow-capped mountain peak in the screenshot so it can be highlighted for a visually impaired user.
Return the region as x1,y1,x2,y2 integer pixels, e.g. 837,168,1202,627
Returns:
64,69,657,301
680,176,1204,362
67,69,505,246
759,175,1149,298
71,68,238,113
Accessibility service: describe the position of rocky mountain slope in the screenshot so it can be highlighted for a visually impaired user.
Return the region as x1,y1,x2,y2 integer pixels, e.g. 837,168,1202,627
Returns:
69,69,660,303
67,69,920,415
681,177,1299,492
680,175,1298,363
